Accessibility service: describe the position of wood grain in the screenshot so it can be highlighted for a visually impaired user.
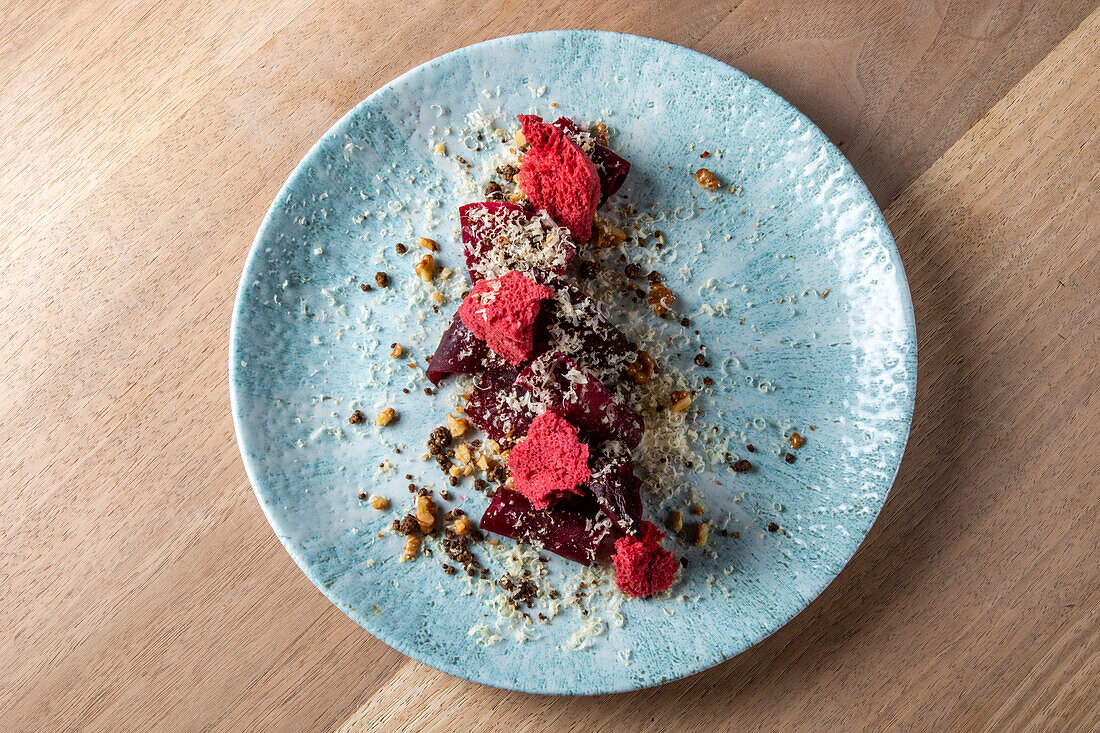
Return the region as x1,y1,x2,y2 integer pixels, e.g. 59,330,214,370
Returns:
0,2,1096,731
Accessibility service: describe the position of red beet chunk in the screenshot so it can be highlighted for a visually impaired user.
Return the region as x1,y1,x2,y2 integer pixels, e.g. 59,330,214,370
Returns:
459,201,575,283
426,312,491,385
516,352,645,449
518,115,601,242
480,489,613,566
463,367,534,442
552,117,631,204
586,442,643,533
545,285,638,378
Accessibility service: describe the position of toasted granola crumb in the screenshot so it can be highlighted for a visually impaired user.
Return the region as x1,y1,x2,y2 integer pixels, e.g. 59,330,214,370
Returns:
390,343,404,358
733,459,752,473
690,505,705,516
668,510,683,532
693,522,709,546
789,432,805,450
418,237,438,252
395,242,407,254
785,452,796,464
431,291,444,305
369,494,389,510
360,283,371,292
694,168,721,190
374,271,389,288
348,410,365,424
376,407,397,426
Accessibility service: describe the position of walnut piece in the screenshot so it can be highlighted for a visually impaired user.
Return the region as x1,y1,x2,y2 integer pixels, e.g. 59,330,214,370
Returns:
415,494,436,534
415,254,435,282
669,390,691,412
694,168,721,190
624,350,654,384
446,413,470,438
648,284,674,316
401,535,421,561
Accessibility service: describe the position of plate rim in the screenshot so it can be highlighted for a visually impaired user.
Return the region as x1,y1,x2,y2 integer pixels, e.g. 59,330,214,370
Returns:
229,28,917,695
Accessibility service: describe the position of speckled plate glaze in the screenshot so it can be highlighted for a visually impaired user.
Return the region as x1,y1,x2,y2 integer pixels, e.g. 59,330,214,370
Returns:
230,31,916,695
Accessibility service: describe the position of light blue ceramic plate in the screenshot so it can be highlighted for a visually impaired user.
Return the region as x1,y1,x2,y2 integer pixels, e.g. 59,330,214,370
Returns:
230,31,916,695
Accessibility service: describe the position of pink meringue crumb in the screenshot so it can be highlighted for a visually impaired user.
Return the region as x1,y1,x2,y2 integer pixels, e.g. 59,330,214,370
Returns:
506,412,590,510
457,270,554,365
612,521,678,598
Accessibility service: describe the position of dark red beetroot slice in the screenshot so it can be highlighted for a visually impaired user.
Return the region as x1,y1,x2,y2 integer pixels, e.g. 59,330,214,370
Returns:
516,352,645,449
480,489,613,566
459,201,575,283
463,366,535,443
553,117,631,204
545,285,638,377
586,442,643,533
426,312,491,385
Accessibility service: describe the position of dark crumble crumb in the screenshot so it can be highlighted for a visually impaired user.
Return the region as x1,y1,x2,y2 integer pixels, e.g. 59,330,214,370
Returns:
703,376,714,387
624,262,642,279
428,426,452,455
402,388,409,394
700,150,711,158
680,317,691,327
439,489,451,501
746,444,755,452
497,573,539,609
348,410,364,424
784,452,796,464
579,260,599,279
484,180,503,200
732,459,752,473
423,387,433,396
374,271,389,287
768,522,780,532
357,492,367,500
359,283,372,292
398,515,420,535
647,270,663,284
693,353,709,367
395,242,407,254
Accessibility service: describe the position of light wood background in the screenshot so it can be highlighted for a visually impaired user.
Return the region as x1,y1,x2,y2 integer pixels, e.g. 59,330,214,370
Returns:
2,2,1098,731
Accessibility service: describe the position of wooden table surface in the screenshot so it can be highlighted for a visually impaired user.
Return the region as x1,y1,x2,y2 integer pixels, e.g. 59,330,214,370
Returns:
2,2,1098,730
